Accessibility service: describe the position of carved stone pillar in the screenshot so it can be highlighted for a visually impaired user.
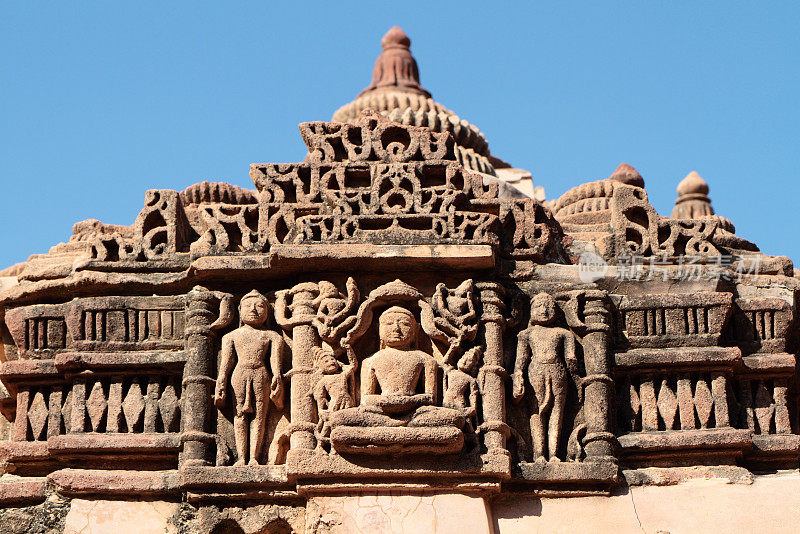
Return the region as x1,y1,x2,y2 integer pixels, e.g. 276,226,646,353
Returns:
476,282,509,459
580,291,616,462
277,283,319,456
182,287,231,467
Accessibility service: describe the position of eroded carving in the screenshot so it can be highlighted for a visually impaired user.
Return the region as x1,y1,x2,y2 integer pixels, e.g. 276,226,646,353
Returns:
331,305,465,455
215,290,286,466
513,293,580,462
443,347,482,448
311,347,356,453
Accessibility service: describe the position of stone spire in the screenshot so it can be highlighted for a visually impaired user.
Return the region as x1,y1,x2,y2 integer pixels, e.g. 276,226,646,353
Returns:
609,163,645,188
334,26,538,197
672,171,714,219
333,26,495,176
359,26,431,98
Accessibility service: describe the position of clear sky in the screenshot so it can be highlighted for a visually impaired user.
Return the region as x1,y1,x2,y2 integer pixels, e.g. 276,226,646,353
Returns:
2,2,798,268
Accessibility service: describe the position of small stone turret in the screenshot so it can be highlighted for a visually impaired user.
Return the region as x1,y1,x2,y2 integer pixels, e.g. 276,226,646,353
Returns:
332,27,496,177
672,171,714,219
359,26,430,98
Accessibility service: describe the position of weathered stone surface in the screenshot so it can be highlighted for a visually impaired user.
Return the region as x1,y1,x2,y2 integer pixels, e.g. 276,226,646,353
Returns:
0,475,46,506
48,469,180,497
0,493,70,534
1,24,798,533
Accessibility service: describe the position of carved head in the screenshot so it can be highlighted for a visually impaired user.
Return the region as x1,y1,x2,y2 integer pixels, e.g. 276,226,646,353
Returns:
530,292,556,325
457,347,481,375
314,348,342,375
239,290,270,326
378,306,418,349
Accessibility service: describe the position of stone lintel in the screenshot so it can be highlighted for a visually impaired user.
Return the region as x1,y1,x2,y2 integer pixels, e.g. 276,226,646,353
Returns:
270,244,495,271
618,428,752,453
0,440,50,463
749,434,800,456
516,460,619,485
54,350,187,372
297,481,500,497
0,360,59,391
47,468,180,497
745,436,800,470
0,476,47,506
179,464,288,491
623,465,754,486
740,353,796,375
614,346,742,372
288,448,508,480
187,245,496,277
78,258,192,273
47,433,181,455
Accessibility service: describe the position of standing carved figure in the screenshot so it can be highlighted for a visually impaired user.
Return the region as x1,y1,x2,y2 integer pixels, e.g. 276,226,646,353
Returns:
215,290,285,466
443,346,482,444
512,293,578,463
311,347,355,452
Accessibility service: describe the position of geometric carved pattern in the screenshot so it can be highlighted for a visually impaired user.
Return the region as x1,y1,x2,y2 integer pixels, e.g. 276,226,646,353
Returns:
86,381,108,432
157,378,180,433
123,378,146,432
754,381,775,435
622,373,729,433
611,183,720,257
27,390,49,440
735,378,791,436
656,379,678,430
62,390,73,434
693,378,714,429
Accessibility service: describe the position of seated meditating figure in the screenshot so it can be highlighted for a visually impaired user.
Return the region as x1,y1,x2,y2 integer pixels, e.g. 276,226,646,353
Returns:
329,306,465,454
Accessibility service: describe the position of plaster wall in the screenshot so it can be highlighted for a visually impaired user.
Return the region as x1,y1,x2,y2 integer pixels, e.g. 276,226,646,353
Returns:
30,472,798,534
493,472,800,534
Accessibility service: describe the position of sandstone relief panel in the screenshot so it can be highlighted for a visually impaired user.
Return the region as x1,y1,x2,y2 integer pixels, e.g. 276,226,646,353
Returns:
0,106,796,508
214,290,286,467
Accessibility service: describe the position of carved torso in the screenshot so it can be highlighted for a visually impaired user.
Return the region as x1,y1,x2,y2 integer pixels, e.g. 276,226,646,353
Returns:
528,325,571,366
316,370,354,412
224,325,280,371
443,369,476,411
363,348,433,396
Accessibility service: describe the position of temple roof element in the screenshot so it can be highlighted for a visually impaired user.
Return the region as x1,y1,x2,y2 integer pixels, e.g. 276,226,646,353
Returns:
672,171,714,219
608,162,645,188
358,26,431,98
0,29,799,511
332,27,540,199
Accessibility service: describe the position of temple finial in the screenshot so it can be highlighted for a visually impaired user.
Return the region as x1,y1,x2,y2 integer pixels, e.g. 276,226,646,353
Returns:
609,163,645,188
672,171,714,218
359,27,431,98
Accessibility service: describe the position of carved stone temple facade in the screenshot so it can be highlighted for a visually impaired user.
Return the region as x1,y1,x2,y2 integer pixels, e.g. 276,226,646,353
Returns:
1,27,798,534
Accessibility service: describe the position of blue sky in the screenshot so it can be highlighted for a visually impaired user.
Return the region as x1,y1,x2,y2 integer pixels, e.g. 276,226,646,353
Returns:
2,3,798,268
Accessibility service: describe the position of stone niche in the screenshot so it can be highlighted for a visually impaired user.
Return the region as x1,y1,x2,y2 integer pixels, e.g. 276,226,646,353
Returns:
1,28,799,534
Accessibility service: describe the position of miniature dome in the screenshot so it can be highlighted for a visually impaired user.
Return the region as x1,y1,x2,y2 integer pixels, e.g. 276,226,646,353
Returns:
608,163,645,188
676,170,710,197
672,171,714,219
